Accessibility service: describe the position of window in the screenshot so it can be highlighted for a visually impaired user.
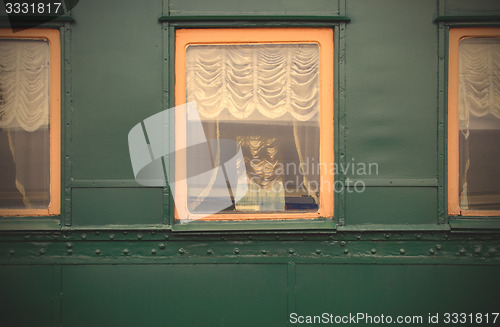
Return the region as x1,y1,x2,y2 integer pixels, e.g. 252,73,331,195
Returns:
174,28,334,221
0,29,60,216
448,28,500,216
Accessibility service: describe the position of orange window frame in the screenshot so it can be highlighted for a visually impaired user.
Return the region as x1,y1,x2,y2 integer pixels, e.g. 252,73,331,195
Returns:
0,29,61,217
448,27,500,217
174,28,334,221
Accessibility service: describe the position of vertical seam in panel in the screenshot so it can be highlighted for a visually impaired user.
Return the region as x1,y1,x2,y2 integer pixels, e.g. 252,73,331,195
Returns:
161,0,172,227
63,22,73,227
437,0,448,224
337,1,347,225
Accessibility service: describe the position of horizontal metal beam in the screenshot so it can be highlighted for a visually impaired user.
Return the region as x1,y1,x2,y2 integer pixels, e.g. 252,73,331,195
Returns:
171,219,336,232
338,224,451,232
159,15,351,24
71,180,146,188
434,15,500,23
345,179,438,187
449,218,500,230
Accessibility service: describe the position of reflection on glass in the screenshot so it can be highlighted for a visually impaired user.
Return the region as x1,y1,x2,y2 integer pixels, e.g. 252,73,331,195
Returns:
185,43,320,213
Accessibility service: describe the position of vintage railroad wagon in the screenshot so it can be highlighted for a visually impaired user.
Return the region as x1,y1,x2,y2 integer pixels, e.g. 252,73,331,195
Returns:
1,0,500,326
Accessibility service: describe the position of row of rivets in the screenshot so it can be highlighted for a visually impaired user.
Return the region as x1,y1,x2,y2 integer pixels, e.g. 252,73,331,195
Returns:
5,245,500,257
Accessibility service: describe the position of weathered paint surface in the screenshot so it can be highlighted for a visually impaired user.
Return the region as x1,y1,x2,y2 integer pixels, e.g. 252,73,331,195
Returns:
1,0,500,326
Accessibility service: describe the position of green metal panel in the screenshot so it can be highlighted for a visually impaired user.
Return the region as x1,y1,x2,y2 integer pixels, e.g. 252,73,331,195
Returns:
62,264,287,327
168,0,340,16
71,0,163,181
71,188,163,226
0,265,55,326
346,187,437,225
296,264,500,320
345,0,438,180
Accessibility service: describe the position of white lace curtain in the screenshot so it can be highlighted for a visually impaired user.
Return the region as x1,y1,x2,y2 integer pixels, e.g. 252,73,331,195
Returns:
0,39,49,132
186,43,319,121
459,37,500,134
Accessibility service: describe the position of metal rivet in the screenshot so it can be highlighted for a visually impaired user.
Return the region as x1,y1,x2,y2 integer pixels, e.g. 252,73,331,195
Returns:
39,248,46,255
261,250,267,255
108,234,115,240
275,235,280,240
356,235,362,240
415,233,421,240
151,231,156,235
24,235,30,240
178,248,185,254
122,231,128,235
123,249,129,255
136,234,143,240
151,249,157,255
384,233,391,239
66,242,73,249
67,249,73,255
207,249,213,255
371,248,377,254
435,244,442,251
289,248,294,254
340,241,346,247
489,248,497,255
329,235,334,240
164,235,170,240
344,249,349,254
429,249,435,255
474,248,481,255
444,234,449,239
95,231,100,235
459,248,466,255
221,236,227,241
8,249,15,255
234,248,240,254
158,243,166,250
81,234,87,240
248,235,253,240
315,249,322,255
400,248,406,255
95,249,101,255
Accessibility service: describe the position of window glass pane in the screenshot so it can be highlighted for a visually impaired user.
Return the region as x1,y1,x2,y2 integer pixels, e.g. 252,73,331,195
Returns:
459,37,500,210
185,43,320,213
0,39,50,209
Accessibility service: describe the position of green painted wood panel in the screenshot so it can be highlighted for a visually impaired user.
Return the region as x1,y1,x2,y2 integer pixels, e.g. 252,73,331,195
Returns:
296,264,500,322
62,264,287,327
0,266,55,326
345,0,438,179
72,188,163,226
346,187,437,225
71,0,163,180
169,0,340,16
